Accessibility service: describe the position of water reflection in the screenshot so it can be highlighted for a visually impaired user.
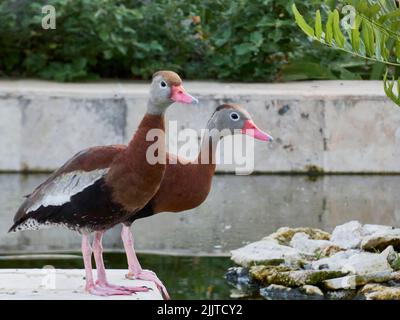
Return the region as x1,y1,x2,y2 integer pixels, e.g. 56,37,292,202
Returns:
1,174,400,255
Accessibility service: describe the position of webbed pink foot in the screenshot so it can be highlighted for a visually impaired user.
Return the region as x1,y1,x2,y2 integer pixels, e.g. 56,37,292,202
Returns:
86,283,134,296
126,269,170,299
95,280,150,293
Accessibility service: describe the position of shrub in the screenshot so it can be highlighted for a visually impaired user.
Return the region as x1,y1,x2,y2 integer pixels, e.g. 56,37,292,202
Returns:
0,0,372,81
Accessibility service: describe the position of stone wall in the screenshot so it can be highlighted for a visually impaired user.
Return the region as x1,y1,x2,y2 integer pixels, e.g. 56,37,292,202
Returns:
1,80,399,173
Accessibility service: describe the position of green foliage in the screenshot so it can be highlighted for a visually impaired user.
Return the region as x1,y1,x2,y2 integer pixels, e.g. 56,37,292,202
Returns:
0,0,145,81
292,0,400,106
0,0,368,81
292,2,400,65
384,69,400,105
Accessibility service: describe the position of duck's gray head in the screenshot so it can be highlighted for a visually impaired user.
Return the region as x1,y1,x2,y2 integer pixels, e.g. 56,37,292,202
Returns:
148,70,198,114
207,104,273,141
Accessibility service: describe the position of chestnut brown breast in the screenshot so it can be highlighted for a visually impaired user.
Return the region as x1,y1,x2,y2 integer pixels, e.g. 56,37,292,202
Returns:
106,114,166,212
150,154,216,213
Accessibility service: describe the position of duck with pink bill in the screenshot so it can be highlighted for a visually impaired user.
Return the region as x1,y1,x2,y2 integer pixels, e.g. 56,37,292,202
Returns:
121,103,273,299
8,70,199,297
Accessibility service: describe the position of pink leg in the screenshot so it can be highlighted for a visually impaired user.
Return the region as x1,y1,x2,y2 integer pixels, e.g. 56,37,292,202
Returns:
92,231,149,294
82,234,128,296
121,225,170,299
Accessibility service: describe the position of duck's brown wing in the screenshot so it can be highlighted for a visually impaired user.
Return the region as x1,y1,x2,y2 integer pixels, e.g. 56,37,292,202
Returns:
10,145,127,232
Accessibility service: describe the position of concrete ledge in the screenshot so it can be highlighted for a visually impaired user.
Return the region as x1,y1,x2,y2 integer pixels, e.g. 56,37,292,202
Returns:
0,79,390,99
0,269,162,300
0,80,399,173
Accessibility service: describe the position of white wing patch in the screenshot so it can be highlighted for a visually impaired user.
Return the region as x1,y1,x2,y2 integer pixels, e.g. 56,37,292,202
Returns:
26,168,109,213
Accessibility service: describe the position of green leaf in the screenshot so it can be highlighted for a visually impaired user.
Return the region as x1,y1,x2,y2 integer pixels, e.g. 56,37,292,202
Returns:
339,68,362,80
350,16,361,53
103,50,113,60
315,10,322,40
250,31,264,47
375,30,382,59
396,40,400,60
214,28,232,47
378,9,400,24
99,30,108,42
368,3,381,17
282,61,337,81
362,20,375,57
292,4,315,37
383,69,400,107
234,43,255,55
116,45,127,55
149,41,163,51
325,11,334,46
370,61,385,80
333,10,345,48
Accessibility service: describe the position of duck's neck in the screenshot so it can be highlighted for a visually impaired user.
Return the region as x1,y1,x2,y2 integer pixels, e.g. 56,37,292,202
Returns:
122,112,166,172
127,112,165,150
106,112,166,211
146,99,168,116
195,130,220,169
125,99,167,158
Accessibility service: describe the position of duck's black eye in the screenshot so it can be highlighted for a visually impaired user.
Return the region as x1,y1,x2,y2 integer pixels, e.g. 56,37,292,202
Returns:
160,80,167,88
230,112,240,121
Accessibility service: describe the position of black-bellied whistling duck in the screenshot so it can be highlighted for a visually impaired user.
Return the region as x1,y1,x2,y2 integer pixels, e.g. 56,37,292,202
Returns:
121,104,273,299
8,70,198,297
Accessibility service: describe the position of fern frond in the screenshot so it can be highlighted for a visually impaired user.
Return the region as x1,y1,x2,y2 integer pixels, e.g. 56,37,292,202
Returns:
384,69,400,106
292,2,400,107
291,3,400,66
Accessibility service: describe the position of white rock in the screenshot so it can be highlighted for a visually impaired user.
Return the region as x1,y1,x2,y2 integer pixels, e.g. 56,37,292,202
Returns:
360,283,400,300
343,252,392,275
290,232,336,255
312,250,393,275
301,285,324,297
260,284,324,300
264,227,330,245
361,229,400,251
362,224,394,236
312,250,359,270
323,275,357,290
331,221,363,249
323,271,393,290
381,245,398,265
230,239,303,268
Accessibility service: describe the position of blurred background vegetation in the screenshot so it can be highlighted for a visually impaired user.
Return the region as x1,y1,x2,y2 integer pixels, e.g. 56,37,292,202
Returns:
0,0,379,82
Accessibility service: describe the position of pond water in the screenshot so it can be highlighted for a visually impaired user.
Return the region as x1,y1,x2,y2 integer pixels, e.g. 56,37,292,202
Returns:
1,173,400,299
1,173,400,255
0,253,233,300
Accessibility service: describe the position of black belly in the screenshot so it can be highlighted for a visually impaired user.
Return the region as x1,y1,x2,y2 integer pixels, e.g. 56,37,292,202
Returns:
10,179,131,233
123,201,155,226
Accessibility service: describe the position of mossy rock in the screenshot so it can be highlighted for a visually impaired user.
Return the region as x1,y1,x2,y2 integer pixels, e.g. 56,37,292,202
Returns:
250,265,346,287
358,284,400,300
250,265,296,286
392,257,400,271
265,227,331,246
319,244,344,258
260,284,324,300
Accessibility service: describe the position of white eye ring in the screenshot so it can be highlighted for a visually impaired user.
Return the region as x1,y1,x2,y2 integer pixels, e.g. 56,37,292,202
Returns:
160,80,167,88
230,112,240,121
